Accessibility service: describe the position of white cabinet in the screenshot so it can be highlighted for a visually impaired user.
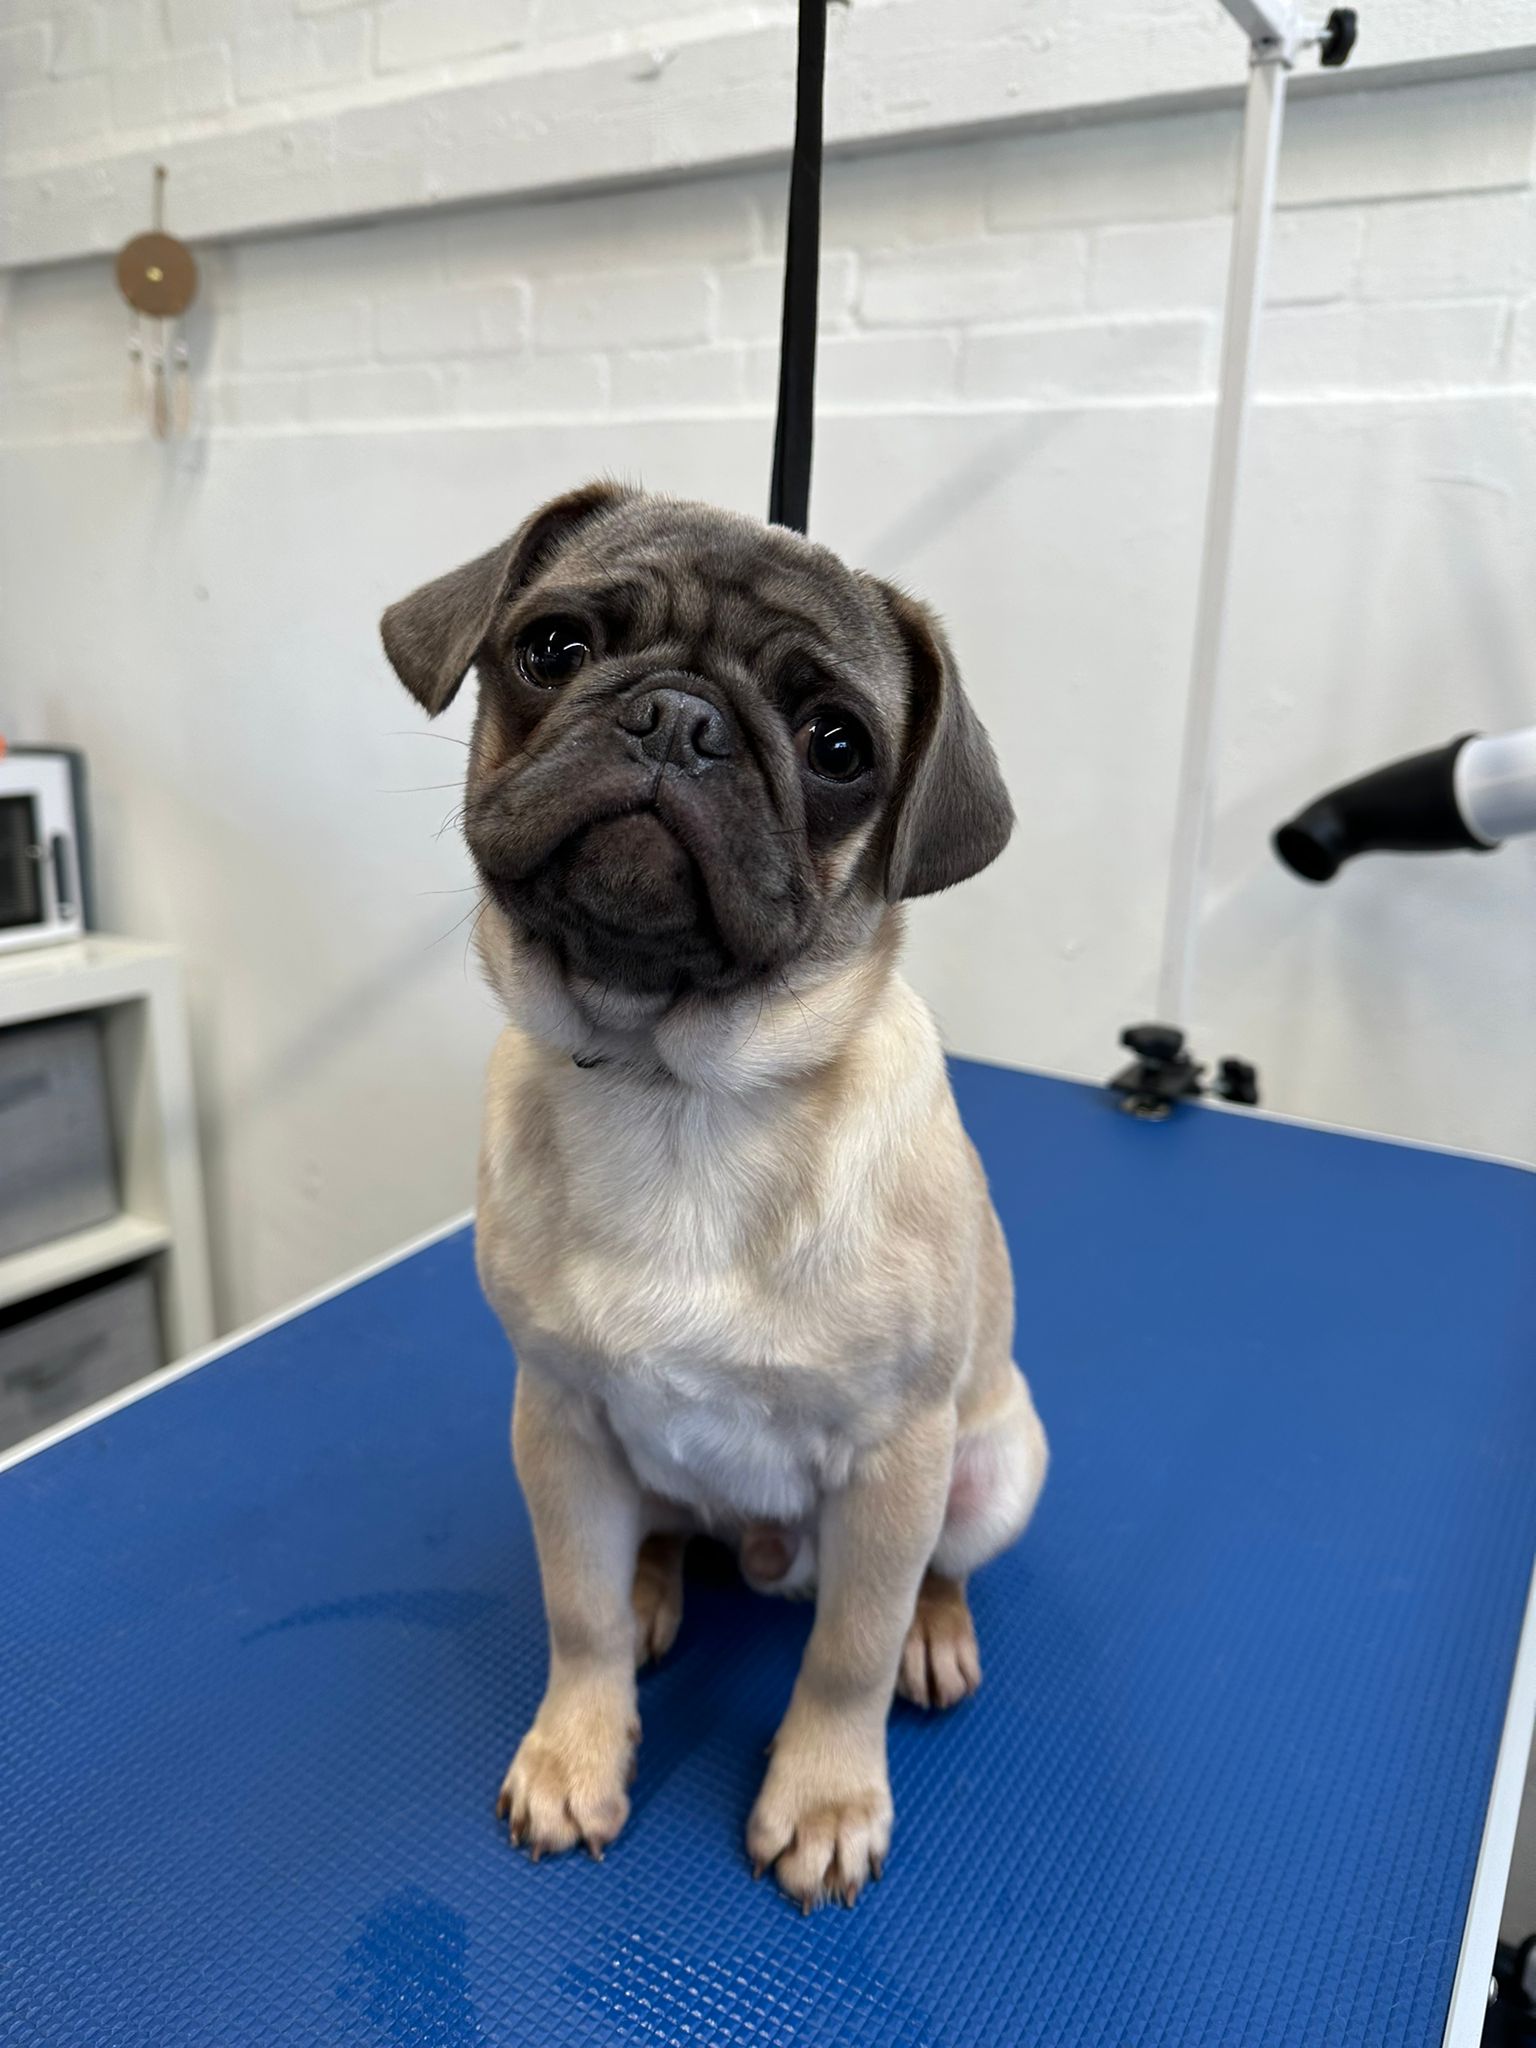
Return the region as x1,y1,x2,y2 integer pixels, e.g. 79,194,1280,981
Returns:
0,937,214,1366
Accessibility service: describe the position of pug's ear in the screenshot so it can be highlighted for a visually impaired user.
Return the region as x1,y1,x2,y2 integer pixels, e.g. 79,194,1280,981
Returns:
876,584,1014,901
379,480,630,715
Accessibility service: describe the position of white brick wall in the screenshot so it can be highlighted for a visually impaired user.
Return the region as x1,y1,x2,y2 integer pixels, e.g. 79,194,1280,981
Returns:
6,0,1531,272
5,68,1536,447
111,43,233,130
375,0,532,74
233,14,373,103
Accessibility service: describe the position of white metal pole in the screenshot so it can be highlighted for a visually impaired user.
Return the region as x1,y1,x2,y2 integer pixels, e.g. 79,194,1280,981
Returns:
1155,45,1289,1026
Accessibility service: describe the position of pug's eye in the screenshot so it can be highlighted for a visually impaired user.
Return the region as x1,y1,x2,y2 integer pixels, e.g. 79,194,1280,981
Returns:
799,710,872,783
518,617,590,688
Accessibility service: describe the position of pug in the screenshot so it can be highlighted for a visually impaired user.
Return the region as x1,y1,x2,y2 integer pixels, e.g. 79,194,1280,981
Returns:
380,482,1048,1910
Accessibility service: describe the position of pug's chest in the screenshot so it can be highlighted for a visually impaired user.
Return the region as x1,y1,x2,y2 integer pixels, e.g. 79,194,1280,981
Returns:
518,1247,906,1524
492,1196,909,1526
598,1353,861,1525
481,1052,931,1521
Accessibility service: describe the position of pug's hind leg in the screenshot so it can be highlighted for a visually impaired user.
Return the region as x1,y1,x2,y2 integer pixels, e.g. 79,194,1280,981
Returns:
897,1570,981,1710
632,1533,686,1667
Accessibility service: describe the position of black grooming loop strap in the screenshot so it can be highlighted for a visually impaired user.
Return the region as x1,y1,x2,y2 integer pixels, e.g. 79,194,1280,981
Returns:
768,0,828,535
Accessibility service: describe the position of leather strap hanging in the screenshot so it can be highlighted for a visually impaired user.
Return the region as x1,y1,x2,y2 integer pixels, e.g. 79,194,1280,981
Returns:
767,0,828,534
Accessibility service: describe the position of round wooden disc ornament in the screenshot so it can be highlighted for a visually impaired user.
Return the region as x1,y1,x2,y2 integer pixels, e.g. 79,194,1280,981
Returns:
115,231,198,319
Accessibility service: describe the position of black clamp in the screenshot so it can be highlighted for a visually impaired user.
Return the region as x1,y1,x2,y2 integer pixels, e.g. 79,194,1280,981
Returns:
1108,1024,1260,1121
1319,8,1358,67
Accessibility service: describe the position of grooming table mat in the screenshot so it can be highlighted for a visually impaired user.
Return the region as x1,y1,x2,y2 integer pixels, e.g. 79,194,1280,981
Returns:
4,1064,1536,2047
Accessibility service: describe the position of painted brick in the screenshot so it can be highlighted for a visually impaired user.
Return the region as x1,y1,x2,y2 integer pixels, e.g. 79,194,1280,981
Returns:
1278,74,1536,207
960,317,1211,403
209,372,313,431
447,178,761,284
376,0,532,73
1268,208,1364,305
4,75,110,153
328,98,437,220
103,0,168,65
239,296,371,371
0,24,50,93
1089,218,1227,314
1506,297,1536,379
860,232,1087,328
989,111,1239,232
164,0,242,46
1257,299,1507,392
48,5,106,78
8,261,123,382
535,266,712,352
111,45,232,131
305,363,447,422
1091,210,1363,314
376,284,529,360
611,344,745,411
1359,191,1533,302
0,158,124,262
740,341,779,407
170,119,343,245
235,16,372,103
823,142,988,253
714,252,857,341
257,216,446,297
4,378,129,440
546,0,772,35
449,351,609,418
814,329,960,407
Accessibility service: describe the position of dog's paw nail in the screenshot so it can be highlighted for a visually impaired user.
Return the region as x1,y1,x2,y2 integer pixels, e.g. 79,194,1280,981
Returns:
751,1857,767,1882
869,1853,884,1882
842,1883,858,1908
528,1843,543,1864
587,1841,604,1863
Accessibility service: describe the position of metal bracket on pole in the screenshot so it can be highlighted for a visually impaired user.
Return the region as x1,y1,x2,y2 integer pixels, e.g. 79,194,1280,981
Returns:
1109,0,1356,1122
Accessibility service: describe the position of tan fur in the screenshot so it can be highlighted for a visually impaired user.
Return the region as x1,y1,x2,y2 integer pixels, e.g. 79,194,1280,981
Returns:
477,904,1047,1907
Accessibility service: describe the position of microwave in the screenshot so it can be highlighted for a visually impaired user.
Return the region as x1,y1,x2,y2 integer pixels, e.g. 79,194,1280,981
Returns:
0,748,93,955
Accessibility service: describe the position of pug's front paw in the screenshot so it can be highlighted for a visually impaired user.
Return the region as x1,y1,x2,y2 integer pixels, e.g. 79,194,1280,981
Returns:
496,1685,638,1862
746,1720,893,1910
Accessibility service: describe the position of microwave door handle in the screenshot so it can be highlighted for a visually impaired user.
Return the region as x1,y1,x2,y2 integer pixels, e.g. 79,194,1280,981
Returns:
50,833,76,920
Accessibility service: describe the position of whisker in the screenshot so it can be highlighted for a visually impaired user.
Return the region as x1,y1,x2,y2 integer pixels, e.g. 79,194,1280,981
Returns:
428,899,485,950
738,977,770,1056
462,900,490,980
777,971,824,1032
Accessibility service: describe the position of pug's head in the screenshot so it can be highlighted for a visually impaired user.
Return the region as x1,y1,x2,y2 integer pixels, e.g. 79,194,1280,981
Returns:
381,483,1012,1006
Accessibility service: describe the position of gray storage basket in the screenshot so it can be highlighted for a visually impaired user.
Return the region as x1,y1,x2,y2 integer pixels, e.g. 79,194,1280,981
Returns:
0,1014,117,1260
0,1265,161,1452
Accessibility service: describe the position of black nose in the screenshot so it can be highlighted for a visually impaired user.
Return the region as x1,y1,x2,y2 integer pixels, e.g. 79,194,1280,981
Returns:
619,682,735,775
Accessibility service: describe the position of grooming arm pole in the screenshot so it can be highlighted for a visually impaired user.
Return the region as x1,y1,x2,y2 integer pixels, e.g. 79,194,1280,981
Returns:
1113,0,1355,1117
1155,32,1288,1028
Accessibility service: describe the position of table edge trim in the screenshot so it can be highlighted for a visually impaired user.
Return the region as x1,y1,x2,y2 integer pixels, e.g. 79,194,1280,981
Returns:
1443,1556,1536,2046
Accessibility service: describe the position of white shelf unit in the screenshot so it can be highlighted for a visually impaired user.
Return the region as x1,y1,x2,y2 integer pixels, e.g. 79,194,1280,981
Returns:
0,937,214,1362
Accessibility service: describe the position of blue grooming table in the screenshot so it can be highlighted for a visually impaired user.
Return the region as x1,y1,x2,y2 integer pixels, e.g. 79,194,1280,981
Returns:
4,1064,1536,2048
